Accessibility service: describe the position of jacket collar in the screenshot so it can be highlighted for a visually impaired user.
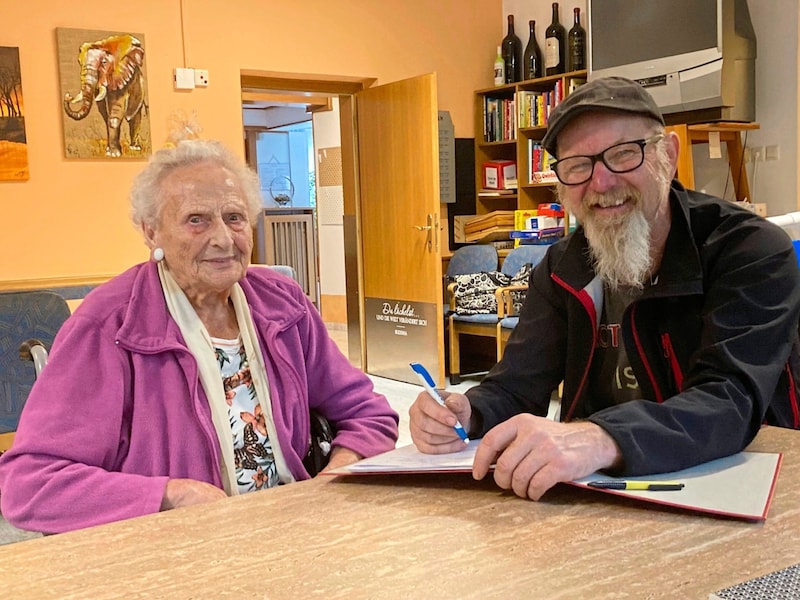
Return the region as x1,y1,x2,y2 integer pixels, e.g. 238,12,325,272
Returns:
116,262,307,354
117,262,184,353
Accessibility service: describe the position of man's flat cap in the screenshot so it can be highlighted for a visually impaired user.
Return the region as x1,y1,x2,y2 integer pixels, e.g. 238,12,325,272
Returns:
542,76,665,157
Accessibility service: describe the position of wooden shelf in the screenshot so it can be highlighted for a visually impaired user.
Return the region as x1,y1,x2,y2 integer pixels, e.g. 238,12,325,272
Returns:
667,121,759,202
474,70,587,215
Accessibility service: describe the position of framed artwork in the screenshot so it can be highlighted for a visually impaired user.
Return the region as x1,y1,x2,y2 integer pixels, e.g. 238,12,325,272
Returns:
56,28,152,159
0,46,29,181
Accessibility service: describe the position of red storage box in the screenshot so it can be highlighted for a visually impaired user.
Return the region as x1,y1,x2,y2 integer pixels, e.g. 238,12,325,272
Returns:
483,160,517,190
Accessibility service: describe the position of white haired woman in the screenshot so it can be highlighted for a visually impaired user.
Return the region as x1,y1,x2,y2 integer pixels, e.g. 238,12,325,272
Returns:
0,131,398,534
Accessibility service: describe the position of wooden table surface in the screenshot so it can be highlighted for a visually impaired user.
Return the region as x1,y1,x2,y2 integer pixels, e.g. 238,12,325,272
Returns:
3,426,800,599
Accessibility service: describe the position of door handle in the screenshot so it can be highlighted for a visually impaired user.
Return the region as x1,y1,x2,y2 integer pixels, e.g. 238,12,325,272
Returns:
413,214,434,251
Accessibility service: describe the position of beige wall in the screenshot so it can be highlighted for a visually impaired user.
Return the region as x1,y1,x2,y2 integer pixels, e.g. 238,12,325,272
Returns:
1,0,501,284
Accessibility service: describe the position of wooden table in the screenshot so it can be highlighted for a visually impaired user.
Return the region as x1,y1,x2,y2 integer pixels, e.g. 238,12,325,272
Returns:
3,426,800,599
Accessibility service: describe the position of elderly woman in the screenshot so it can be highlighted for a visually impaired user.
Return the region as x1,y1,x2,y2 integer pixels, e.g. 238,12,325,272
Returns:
0,132,398,534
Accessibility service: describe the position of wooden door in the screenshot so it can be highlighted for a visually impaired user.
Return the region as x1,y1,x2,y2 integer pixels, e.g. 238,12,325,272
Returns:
356,73,445,386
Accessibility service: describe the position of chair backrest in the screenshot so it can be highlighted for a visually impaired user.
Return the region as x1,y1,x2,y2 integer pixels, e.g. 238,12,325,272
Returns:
267,264,298,281
0,291,70,434
446,245,498,278
501,244,549,277
766,212,800,268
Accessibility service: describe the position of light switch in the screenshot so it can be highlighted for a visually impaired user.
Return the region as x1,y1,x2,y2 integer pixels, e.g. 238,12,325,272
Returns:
174,68,195,90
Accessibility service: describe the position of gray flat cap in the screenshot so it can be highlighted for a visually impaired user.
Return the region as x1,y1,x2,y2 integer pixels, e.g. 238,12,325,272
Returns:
542,76,665,157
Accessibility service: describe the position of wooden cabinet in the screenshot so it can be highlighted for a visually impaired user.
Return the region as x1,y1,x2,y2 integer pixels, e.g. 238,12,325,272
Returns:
473,70,587,217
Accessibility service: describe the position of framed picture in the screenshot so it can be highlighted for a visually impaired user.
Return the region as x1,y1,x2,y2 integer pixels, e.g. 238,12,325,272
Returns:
56,27,152,159
0,46,29,181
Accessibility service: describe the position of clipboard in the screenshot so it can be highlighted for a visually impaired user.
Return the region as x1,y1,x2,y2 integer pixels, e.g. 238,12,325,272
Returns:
324,441,782,521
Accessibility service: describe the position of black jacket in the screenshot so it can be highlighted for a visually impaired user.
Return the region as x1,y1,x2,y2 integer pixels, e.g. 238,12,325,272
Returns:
467,182,800,475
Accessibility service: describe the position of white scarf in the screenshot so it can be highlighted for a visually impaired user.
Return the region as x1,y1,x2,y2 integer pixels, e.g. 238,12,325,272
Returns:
157,262,294,494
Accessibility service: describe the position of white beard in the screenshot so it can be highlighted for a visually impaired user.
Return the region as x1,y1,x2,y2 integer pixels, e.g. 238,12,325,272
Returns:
582,187,653,291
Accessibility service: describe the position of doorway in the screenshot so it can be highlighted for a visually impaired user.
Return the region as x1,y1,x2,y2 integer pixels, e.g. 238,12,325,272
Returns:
240,70,446,386
241,71,372,366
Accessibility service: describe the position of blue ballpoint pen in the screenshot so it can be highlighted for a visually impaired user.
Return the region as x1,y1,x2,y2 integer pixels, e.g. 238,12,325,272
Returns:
409,362,470,444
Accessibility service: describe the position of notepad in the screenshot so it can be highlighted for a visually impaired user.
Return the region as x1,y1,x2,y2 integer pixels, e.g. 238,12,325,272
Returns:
325,442,782,521
338,439,482,473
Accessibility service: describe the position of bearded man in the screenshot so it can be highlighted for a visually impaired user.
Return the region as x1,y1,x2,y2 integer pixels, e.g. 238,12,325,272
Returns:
409,77,800,501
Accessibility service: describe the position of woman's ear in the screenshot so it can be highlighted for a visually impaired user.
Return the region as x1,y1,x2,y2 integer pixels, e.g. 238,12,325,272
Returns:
142,222,157,249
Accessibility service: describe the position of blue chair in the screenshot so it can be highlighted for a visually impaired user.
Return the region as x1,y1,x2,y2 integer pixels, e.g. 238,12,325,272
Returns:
0,291,71,452
448,244,549,384
496,246,551,357
267,264,299,280
766,212,800,267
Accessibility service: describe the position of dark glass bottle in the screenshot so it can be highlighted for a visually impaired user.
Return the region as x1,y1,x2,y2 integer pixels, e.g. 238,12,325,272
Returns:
501,15,523,84
545,2,566,76
568,7,586,71
523,20,543,81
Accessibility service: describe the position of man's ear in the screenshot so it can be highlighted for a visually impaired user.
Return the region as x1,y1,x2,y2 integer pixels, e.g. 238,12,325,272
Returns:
664,130,681,179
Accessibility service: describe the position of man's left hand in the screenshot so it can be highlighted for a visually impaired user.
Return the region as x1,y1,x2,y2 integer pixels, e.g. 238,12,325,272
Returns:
472,415,622,500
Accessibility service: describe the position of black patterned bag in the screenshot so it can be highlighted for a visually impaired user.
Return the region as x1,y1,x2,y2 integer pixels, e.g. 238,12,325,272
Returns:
452,264,534,316
452,270,510,315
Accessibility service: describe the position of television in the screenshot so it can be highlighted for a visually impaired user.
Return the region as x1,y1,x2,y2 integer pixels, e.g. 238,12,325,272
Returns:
586,0,756,123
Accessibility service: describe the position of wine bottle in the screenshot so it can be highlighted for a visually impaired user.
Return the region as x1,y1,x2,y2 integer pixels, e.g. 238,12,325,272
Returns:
545,2,566,76
523,20,543,81
493,46,505,86
501,15,522,84
568,7,586,72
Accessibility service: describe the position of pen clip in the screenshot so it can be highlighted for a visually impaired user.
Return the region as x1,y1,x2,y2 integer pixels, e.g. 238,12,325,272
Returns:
409,362,436,388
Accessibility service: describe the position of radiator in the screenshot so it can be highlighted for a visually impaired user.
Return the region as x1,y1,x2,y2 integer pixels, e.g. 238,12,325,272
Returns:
260,212,318,305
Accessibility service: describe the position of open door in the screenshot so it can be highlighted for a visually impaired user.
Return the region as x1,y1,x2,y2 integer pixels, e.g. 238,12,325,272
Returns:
356,73,445,386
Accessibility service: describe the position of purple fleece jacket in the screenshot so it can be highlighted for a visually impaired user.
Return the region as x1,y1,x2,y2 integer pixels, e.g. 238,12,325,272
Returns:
0,263,398,534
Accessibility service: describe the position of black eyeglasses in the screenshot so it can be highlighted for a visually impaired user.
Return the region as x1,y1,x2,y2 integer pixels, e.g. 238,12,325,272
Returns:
551,133,665,186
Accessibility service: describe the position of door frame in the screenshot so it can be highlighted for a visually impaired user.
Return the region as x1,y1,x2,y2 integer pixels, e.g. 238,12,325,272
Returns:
240,70,377,368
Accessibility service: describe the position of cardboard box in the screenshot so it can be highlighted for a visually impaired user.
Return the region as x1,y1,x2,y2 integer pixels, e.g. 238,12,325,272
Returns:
483,160,517,190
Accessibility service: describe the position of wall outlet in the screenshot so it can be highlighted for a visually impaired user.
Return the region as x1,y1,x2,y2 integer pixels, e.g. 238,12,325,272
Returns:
174,67,195,90
752,146,765,162
194,69,209,87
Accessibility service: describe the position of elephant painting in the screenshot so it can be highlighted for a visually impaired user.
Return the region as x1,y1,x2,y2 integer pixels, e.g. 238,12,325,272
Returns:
58,30,150,158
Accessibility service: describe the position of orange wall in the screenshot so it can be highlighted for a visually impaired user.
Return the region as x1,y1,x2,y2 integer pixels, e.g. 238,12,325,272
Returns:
1,0,501,282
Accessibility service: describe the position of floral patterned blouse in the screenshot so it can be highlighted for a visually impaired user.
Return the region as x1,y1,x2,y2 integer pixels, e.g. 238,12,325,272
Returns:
213,337,278,493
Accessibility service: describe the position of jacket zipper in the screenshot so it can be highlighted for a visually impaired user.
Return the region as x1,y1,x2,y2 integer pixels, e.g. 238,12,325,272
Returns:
785,364,800,428
661,332,684,392
552,273,597,421
629,303,664,403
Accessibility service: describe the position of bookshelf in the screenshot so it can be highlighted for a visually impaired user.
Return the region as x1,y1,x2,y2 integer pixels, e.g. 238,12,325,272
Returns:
472,70,587,225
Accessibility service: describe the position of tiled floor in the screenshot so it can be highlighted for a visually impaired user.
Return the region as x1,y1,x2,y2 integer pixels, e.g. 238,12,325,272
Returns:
325,325,477,447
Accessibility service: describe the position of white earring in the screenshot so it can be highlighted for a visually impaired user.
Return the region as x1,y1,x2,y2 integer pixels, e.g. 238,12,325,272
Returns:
153,247,165,262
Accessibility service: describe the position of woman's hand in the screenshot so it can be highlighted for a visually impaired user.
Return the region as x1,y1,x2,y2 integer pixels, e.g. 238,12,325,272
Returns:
160,478,227,510
321,447,363,472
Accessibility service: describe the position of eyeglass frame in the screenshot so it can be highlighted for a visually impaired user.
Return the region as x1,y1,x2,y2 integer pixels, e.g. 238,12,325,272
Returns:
550,133,666,186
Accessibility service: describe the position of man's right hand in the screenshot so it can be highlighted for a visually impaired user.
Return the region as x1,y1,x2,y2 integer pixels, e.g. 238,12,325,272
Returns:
160,478,227,511
409,390,473,454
